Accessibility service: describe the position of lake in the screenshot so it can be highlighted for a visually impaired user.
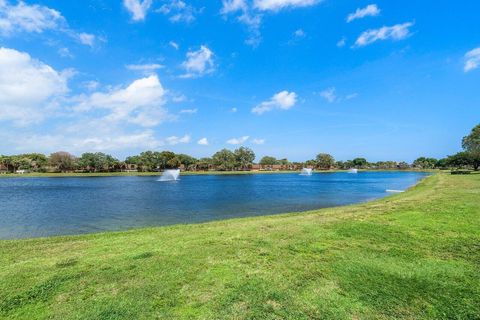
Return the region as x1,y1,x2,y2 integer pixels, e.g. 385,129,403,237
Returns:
0,171,429,239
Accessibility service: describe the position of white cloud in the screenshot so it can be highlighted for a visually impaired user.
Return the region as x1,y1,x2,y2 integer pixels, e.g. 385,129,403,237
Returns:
0,47,68,125
126,63,164,74
221,0,248,14
73,74,174,127
354,22,414,47
253,0,320,11
77,32,96,47
169,41,179,50
319,87,357,103
3,129,164,154
197,137,209,145
166,134,191,145
294,28,305,38
346,4,380,23
180,108,197,114
0,1,99,47
0,0,65,35
252,138,265,145
123,0,152,21
337,37,346,47
464,47,480,72
319,87,336,103
181,45,214,78
231,107,238,112
58,47,73,58
227,136,249,145
223,0,316,47
252,90,297,115
157,0,199,24
238,12,262,47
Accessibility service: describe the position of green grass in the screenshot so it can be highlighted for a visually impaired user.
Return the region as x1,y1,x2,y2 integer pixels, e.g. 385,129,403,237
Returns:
0,173,479,319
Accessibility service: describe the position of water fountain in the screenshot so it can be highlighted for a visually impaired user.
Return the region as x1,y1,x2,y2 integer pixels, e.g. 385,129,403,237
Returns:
159,169,180,182
348,168,358,174
299,168,313,176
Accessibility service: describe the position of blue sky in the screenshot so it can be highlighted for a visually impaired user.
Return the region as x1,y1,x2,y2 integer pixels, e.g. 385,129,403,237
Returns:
0,0,479,162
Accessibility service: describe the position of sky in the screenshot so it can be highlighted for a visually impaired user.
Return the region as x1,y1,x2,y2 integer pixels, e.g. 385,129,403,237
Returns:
0,0,479,162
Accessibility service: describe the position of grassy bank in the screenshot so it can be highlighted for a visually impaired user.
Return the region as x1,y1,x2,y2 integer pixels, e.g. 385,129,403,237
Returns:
0,169,434,178
1,173,479,319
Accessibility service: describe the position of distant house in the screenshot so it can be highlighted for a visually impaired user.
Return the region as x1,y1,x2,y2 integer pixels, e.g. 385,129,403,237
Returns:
0,164,8,174
16,170,27,174
251,164,261,170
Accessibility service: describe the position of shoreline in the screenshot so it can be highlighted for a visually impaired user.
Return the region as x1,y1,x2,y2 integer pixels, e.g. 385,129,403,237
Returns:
0,168,436,179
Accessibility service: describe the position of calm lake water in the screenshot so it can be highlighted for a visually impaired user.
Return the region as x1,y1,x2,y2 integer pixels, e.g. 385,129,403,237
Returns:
0,172,429,239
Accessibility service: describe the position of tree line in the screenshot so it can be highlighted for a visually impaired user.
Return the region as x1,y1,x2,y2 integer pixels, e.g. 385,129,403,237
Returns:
1,124,479,173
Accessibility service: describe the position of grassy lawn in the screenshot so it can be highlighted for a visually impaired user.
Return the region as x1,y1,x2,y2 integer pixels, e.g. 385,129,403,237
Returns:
0,173,479,319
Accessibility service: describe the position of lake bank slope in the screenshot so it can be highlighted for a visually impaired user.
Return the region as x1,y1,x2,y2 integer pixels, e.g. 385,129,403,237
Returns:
1,173,479,319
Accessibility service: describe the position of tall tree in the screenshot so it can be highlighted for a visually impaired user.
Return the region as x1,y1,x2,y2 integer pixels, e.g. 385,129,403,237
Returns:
259,156,277,166
352,158,368,168
234,147,255,170
316,153,335,170
212,149,236,171
462,124,480,170
49,152,76,172
176,154,197,170
413,157,438,169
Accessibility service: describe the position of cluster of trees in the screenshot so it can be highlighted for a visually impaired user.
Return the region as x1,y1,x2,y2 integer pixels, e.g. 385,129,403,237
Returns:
124,147,255,172
1,124,479,173
0,147,257,173
0,152,124,173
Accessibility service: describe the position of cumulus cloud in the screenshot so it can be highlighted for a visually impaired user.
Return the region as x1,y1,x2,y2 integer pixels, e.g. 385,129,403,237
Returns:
157,0,199,24
464,47,480,72
354,22,414,47
197,137,209,145
0,0,65,35
181,45,214,78
252,90,297,115
227,136,249,145
123,0,152,21
346,4,380,23
253,0,320,12
0,47,68,125
221,0,248,14
73,74,174,127
166,134,191,145
0,1,98,47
